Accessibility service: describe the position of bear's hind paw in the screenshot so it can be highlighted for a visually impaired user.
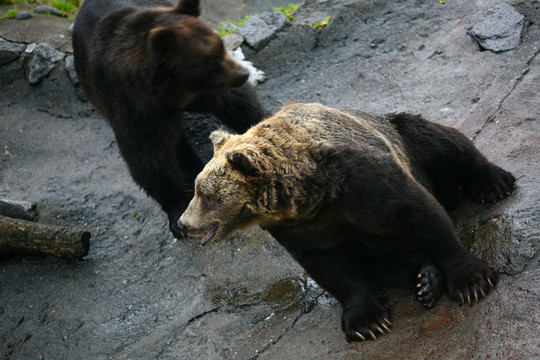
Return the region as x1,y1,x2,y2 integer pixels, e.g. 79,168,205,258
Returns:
416,261,444,309
341,301,392,342
447,263,497,306
465,166,516,204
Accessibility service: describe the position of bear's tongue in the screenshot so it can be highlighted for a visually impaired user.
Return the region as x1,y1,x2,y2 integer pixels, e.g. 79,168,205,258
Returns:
200,224,218,246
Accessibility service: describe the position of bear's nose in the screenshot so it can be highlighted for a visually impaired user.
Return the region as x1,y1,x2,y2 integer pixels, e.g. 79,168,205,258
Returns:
176,219,188,236
227,67,250,88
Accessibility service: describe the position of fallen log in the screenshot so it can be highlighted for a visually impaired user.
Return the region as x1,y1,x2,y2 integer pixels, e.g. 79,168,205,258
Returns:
0,215,90,260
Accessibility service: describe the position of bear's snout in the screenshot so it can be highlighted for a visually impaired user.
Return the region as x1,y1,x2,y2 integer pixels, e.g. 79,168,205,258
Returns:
219,55,250,88
176,218,188,235
222,67,249,88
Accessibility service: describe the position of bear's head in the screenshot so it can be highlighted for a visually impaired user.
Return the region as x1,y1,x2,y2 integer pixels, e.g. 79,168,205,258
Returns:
179,116,342,246
179,129,273,246
149,0,249,97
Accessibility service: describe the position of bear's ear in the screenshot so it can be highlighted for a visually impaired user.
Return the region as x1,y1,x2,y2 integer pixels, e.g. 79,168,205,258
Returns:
175,0,200,16
226,151,260,178
149,27,177,62
209,130,232,153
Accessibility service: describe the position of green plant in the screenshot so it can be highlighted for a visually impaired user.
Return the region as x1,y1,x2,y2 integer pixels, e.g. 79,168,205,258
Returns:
313,15,331,30
0,4,17,21
218,14,258,37
274,3,299,21
51,0,80,15
5,5,18,17
217,22,236,37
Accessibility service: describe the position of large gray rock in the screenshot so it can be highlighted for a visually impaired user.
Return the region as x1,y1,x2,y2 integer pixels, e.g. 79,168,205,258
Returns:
222,33,244,51
64,55,79,86
238,12,291,51
0,39,26,66
14,11,33,20
34,5,63,17
468,3,527,52
25,43,65,85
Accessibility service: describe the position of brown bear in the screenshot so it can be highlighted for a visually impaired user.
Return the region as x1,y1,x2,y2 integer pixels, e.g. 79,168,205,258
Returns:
179,103,516,342
72,0,268,238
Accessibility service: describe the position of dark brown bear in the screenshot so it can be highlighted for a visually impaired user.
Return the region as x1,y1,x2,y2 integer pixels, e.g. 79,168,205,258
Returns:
72,0,267,238
179,103,516,342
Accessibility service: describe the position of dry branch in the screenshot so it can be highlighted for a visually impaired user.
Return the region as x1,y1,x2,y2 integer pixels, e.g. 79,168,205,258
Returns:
0,215,90,259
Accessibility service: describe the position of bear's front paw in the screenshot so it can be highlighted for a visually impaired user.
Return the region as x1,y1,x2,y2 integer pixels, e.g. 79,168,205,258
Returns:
341,300,392,342
446,260,497,305
416,261,444,309
465,166,516,204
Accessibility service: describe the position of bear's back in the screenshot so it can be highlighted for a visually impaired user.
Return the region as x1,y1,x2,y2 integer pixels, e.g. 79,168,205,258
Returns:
276,103,413,174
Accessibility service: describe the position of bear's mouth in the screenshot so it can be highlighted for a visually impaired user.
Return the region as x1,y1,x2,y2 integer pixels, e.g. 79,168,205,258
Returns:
200,223,219,246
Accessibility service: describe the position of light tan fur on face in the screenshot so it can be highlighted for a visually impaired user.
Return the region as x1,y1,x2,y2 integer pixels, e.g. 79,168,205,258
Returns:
181,103,416,245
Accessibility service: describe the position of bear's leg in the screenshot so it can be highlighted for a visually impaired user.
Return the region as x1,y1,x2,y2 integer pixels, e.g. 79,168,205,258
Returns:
273,237,392,342
360,251,425,288
186,83,270,133
389,185,497,306
361,252,444,309
115,124,204,238
343,164,497,307
388,113,516,207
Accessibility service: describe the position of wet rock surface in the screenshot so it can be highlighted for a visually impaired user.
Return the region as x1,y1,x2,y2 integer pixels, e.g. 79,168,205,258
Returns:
1,0,539,359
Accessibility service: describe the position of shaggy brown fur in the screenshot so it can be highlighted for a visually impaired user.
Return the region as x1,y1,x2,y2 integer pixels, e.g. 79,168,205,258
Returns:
72,0,268,238
180,103,515,342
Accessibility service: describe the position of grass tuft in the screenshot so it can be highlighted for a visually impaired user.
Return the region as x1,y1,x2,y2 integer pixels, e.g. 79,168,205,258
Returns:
313,15,331,30
218,14,258,37
274,3,299,21
51,0,80,15
5,5,18,17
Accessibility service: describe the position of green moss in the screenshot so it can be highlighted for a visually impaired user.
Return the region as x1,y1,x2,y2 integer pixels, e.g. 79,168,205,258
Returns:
313,15,331,30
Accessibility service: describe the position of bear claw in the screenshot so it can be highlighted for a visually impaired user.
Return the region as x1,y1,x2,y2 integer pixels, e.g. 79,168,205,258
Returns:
416,261,444,309
344,307,392,342
466,167,516,204
458,287,487,305
352,317,392,341
448,262,497,306
354,331,366,341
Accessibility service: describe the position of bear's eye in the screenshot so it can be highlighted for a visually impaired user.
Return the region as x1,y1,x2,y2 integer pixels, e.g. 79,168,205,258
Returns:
199,192,216,210
207,54,221,69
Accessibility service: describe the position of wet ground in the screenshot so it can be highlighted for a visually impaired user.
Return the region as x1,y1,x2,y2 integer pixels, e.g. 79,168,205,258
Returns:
1,0,539,359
